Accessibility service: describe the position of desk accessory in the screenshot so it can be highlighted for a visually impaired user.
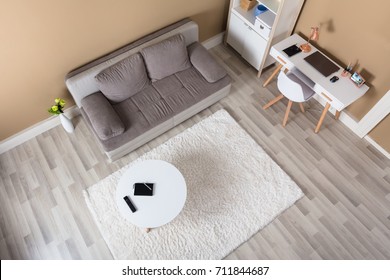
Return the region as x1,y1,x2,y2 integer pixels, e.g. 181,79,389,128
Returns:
341,62,353,77
300,26,319,53
240,0,257,11
350,72,365,88
123,196,137,212
330,76,339,83
283,44,302,57
254,4,267,16
134,183,154,196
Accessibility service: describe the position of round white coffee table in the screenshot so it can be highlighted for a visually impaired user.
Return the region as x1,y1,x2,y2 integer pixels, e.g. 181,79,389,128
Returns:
116,160,187,232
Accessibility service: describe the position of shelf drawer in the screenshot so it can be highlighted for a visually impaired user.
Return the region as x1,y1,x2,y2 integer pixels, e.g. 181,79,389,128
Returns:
254,18,271,39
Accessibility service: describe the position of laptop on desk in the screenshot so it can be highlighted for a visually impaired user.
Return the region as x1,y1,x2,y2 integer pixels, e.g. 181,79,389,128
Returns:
304,51,340,77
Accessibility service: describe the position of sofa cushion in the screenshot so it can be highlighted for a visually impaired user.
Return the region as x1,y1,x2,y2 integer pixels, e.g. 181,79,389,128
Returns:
140,34,191,81
95,53,150,103
152,74,196,112
81,92,125,140
152,74,184,97
163,88,196,113
113,99,149,129
139,100,174,125
175,66,231,101
130,86,174,125
130,85,162,109
187,42,227,83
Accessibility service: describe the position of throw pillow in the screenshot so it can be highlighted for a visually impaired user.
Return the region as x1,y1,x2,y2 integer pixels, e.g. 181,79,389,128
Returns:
140,34,191,81
81,93,125,140
95,53,150,103
187,42,227,83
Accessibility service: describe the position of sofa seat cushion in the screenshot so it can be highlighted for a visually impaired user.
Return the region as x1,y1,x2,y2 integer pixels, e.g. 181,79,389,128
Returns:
138,99,174,125
130,86,174,125
81,92,125,140
130,85,161,109
152,74,196,112
187,42,227,83
152,74,184,97
164,88,197,113
113,99,150,130
175,66,231,101
95,53,150,103
140,34,191,81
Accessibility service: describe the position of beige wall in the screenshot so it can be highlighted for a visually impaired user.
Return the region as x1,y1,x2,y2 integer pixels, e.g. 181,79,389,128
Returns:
369,115,390,153
0,0,229,141
294,0,390,152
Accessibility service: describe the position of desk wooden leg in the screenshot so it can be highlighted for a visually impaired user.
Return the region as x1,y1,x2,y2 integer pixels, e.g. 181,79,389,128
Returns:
335,110,341,120
315,103,331,133
283,100,293,127
263,63,283,87
263,94,284,109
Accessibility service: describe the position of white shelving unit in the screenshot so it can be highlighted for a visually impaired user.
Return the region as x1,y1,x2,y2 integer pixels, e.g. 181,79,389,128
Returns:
225,0,305,77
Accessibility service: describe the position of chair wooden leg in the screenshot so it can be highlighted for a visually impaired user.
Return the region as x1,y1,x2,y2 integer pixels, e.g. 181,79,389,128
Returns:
299,103,305,113
283,100,293,127
263,63,283,87
263,94,284,109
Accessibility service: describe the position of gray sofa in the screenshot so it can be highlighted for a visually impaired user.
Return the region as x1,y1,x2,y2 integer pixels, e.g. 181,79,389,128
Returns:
65,19,231,161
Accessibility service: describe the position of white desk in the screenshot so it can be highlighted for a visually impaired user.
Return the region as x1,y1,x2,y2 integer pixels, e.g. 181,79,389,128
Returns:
263,34,369,133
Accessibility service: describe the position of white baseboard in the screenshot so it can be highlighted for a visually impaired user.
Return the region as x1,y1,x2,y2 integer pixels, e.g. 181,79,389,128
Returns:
364,135,390,159
0,106,80,154
202,32,225,49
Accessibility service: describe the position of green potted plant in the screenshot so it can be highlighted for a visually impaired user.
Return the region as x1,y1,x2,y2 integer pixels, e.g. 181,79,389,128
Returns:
48,98,74,133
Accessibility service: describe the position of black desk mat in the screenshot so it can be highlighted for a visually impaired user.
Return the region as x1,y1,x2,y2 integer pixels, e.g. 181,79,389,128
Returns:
304,51,339,77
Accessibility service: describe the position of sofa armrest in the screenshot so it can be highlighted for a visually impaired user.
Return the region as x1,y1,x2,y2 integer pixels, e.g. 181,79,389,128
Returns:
81,92,125,140
187,42,227,83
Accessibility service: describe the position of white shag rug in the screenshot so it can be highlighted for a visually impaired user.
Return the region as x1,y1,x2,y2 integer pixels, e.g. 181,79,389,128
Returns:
84,109,304,259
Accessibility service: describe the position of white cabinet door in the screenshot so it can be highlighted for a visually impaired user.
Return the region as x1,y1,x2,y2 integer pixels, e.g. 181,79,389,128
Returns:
226,13,246,54
241,27,268,70
227,11,269,70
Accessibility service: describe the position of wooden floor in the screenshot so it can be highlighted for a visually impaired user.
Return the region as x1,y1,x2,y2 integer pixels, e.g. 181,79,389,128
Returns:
1,44,389,260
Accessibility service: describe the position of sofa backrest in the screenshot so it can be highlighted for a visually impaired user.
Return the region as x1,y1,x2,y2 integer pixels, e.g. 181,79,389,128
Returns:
65,18,199,107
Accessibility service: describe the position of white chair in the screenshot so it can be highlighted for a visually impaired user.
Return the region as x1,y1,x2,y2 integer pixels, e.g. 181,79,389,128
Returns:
263,70,316,127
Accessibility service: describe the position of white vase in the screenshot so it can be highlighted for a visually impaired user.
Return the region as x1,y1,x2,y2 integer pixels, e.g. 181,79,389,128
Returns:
59,113,74,133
